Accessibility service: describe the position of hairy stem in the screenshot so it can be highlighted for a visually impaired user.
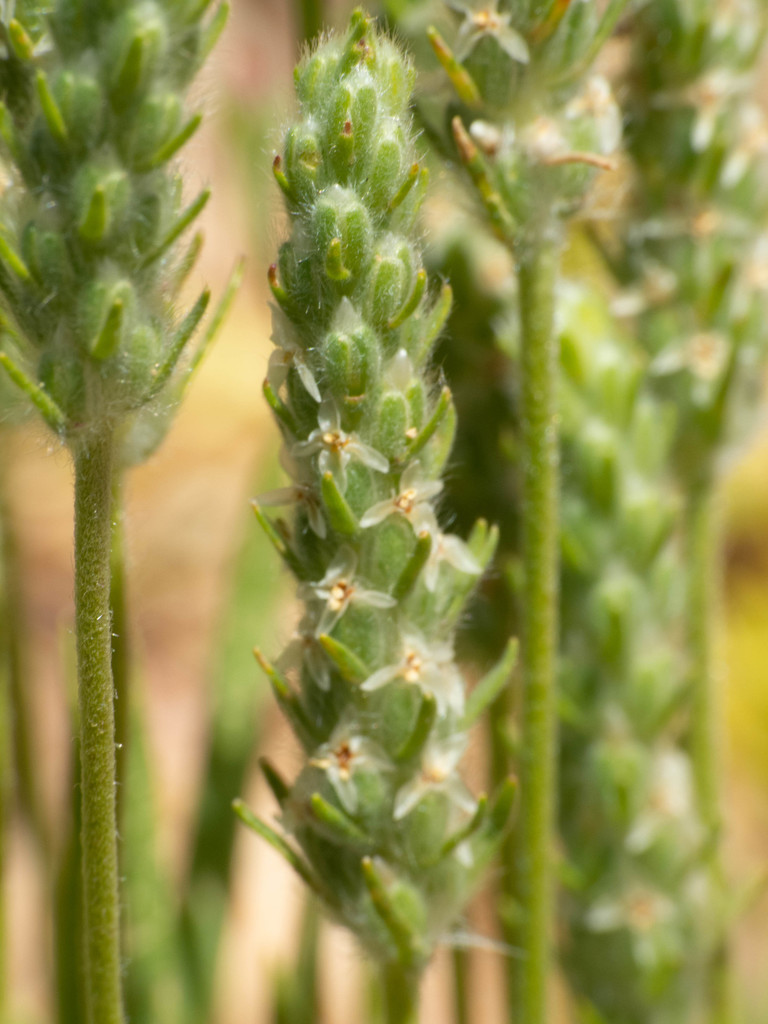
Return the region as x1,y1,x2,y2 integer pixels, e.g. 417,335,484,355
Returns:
513,230,560,1024
382,963,420,1024
74,430,125,1024
110,473,130,831
686,483,732,1023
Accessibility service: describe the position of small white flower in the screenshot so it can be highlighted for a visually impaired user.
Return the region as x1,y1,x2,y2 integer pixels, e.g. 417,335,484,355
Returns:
626,749,697,853
303,546,396,635
720,102,768,187
268,312,321,402
360,461,442,530
565,76,622,156
682,68,747,152
254,485,326,538
448,0,530,64
277,627,331,691
292,401,389,490
310,729,388,814
651,331,729,382
422,516,483,593
361,626,464,714
585,886,674,936
393,733,476,820
521,116,568,164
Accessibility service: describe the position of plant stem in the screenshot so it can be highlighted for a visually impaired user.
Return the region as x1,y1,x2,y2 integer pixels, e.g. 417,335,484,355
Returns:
513,229,560,1024
687,482,722,836
686,482,733,1023
73,429,125,1024
451,947,469,1024
110,472,130,830
382,963,419,1024
295,0,324,43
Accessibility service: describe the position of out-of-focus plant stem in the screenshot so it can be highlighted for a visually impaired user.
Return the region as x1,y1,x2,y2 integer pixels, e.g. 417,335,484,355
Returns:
0,442,11,1024
514,229,560,1024
295,0,324,43
383,964,419,1024
74,429,125,1024
686,481,733,1024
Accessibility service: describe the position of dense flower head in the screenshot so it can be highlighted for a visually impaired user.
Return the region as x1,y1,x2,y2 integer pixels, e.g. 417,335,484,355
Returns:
0,0,227,450
246,11,514,974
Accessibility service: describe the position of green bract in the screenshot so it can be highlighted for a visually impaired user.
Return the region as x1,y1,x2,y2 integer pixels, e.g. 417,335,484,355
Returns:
0,0,228,450
239,10,515,984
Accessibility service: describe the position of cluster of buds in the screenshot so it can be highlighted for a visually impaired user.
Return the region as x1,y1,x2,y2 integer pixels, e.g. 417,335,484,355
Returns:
0,0,229,453
412,0,624,237
238,12,516,980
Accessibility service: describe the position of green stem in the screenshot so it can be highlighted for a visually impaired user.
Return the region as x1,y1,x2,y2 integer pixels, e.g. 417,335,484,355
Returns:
295,0,324,43
110,472,130,831
513,229,560,1024
687,483,722,837
0,456,10,1024
382,963,419,1024
451,947,469,1024
686,483,733,1024
73,430,125,1024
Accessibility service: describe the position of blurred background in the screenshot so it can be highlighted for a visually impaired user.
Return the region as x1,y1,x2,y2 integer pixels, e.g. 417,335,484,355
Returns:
2,2,767,1022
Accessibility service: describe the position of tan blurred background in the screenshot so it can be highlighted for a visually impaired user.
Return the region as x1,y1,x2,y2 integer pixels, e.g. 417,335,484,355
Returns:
2,2,768,1022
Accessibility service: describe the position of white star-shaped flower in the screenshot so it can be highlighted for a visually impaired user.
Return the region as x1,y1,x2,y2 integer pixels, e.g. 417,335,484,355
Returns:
447,1,530,64
626,748,697,854
254,484,326,538
303,546,396,635
361,626,464,715
360,461,442,530
422,517,483,593
268,311,321,402
393,733,475,821
310,729,388,814
292,401,389,490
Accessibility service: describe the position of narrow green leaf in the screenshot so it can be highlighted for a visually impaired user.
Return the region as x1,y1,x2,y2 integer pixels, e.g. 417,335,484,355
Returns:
148,288,210,396
427,27,480,107
251,502,304,576
259,757,291,809
388,268,426,329
320,471,358,535
7,19,34,61
263,377,299,436
136,114,202,172
361,857,419,967
232,800,321,894
317,633,368,684
0,235,31,281
199,2,230,64
463,638,519,728
90,298,124,360
79,186,109,244
0,352,66,433
439,795,488,860
253,647,316,746
395,692,437,763
36,70,68,144
403,385,452,460
393,529,432,600
141,189,211,268
309,793,368,844
182,257,244,393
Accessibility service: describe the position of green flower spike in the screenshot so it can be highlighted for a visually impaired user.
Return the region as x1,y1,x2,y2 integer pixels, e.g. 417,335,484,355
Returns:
0,4,229,1023
236,12,515,1020
0,0,231,450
